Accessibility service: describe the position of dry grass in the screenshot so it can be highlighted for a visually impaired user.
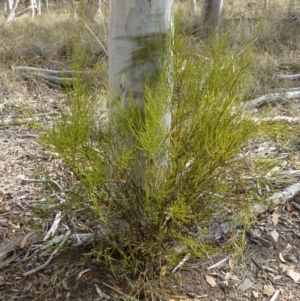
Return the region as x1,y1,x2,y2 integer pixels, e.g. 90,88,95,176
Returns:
0,0,298,96
0,10,108,70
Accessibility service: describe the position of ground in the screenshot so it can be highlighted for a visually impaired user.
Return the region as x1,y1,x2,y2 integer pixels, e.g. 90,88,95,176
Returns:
2,1,300,300
1,64,300,301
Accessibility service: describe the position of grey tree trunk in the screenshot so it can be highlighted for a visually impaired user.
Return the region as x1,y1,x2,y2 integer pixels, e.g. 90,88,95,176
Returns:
190,0,196,12
200,0,223,33
108,0,173,187
4,0,20,23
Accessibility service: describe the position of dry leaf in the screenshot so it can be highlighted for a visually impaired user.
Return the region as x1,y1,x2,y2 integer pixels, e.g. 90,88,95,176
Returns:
251,291,259,299
286,269,300,283
205,275,217,287
160,265,167,277
263,284,275,297
267,230,279,248
279,252,286,263
224,272,231,281
19,232,34,249
272,213,281,226
286,203,294,212
285,254,298,263
237,278,253,292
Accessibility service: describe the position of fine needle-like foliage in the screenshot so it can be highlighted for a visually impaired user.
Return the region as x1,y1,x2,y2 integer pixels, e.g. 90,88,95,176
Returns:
40,18,261,283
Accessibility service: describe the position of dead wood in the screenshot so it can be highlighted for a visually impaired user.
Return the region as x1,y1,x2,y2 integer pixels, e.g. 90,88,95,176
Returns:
11,66,91,77
11,66,93,86
246,91,300,109
254,116,300,124
278,74,300,80
271,87,300,93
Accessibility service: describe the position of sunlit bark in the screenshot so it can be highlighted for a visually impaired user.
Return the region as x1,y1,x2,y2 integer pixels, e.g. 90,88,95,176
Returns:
108,0,173,187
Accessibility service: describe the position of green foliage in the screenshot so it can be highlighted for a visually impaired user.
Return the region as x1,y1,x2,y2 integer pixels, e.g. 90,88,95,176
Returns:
41,22,261,282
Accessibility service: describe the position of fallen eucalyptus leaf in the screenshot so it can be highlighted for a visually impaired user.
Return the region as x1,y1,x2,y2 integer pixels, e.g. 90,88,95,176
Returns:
263,284,275,297
286,269,300,283
205,275,217,287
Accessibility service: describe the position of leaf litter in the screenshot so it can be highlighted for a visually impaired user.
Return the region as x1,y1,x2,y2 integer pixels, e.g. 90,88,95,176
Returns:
2,42,300,301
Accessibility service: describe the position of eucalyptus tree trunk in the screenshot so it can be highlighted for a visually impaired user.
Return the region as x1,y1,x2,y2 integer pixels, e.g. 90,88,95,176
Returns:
31,0,37,17
200,0,223,33
108,0,173,187
190,0,196,12
4,0,20,23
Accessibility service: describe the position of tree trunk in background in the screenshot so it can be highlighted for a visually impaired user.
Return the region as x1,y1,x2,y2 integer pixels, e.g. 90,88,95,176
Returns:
200,0,223,33
108,0,173,187
4,0,20,23
31,0,36,18
190,0,196,12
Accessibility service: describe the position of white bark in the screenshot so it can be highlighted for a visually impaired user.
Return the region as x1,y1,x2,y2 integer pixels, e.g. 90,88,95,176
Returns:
31,0,37,18
4,0,21,23
37,0,41,15
190,0,196,12
246,91,300,109
200,0,223,32
108,0,173,187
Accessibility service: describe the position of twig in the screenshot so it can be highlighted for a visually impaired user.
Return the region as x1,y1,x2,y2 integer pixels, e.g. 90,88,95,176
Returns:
248,229,271,247
172,253,191,273
43,212,61,241
246,91,300,109
85,23,108,57
290,201,300,211
23,230,71,276
21,178,62,191
251,258,262,270
102,281,138,301
207,257,229,270
269,290,280,301
278,74,300,80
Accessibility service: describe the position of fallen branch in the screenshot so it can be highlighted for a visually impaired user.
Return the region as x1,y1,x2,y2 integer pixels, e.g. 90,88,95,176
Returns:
0,113,55,127
0,118,36,126
271,87,300,93
11,66,91,77
43,212,62,241
252,116,300,124
246,91,300,109
11,66,93,86
23,230,71,276
21,178,63,191
266,182,300,206
278,74,300,80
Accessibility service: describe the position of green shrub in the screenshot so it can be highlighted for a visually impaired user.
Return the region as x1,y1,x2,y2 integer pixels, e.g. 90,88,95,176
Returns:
41,22,260,282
